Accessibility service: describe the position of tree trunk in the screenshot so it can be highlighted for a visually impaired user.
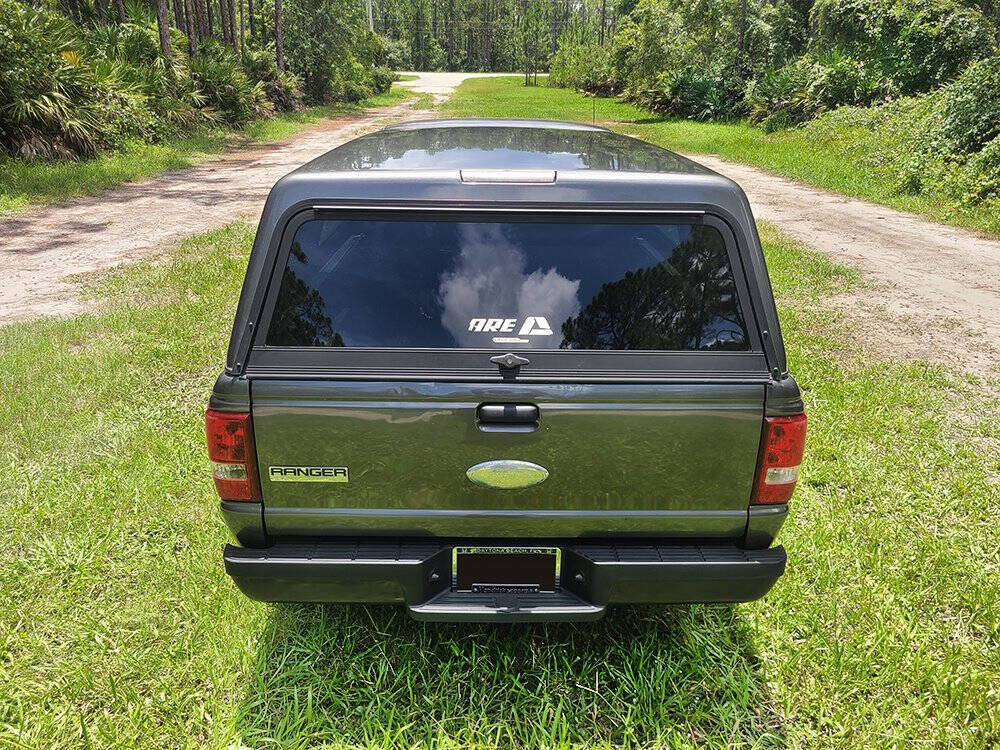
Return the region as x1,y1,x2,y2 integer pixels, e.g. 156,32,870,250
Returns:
184,0,197,54
247,0,255,38
219,0,229,42
447,0,455,69
228,0,239,56
238,0,244,56
95,0,107,23
206,0,214,38
112,0,126,24
522,0,529,84
195,0,208,42
599,0,606,44
154,0,174,64
172,0,183,30
274,0,285,71
483,0,491,70
190,0,201,42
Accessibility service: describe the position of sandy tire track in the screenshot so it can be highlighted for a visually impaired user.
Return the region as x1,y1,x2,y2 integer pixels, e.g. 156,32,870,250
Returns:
687,154,1000,376
0,100,426,324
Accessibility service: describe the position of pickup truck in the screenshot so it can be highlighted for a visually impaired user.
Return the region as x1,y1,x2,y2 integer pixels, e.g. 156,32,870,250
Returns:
206,119,806,622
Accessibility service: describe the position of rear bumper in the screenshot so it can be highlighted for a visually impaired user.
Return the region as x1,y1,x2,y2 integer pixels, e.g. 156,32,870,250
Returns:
223,539,786,622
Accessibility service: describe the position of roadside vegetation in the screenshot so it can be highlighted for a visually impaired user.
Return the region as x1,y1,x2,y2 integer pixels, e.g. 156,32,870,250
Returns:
0,85,410,217
0,216,996,747
544,0,1000,237
374,0,1000,237
443,76,1000,237
0,0,397,212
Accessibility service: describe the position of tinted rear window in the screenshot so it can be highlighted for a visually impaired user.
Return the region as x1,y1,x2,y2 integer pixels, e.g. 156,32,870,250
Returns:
266,218,749,351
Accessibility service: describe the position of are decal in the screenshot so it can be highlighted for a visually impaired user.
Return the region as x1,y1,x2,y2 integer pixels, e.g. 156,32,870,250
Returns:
467,316,553,342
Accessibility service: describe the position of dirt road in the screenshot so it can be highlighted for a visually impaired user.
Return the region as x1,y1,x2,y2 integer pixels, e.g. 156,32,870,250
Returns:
687,155,1000,374
0,72,503,325
395,71,504,103
0,101,428,324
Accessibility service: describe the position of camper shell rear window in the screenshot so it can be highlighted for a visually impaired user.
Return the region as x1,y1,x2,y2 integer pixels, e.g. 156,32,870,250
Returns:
263,215,751,352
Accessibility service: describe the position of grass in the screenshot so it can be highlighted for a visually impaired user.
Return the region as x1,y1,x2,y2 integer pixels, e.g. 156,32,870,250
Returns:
441,76,1000,237
1,217,997,747
395,73,420,81
0,85,415,218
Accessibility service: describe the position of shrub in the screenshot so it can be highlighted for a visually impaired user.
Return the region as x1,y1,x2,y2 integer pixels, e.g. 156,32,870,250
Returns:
960,134,1000,203
327,58,375,102
811,0,994,94
0,0,157,157
806,50,886,108
382,37,411,71
747,51,889,129
888,0,994,91
935,56,1000,154
190,42,272,126
635,68,723,120
746,60,814,129
370,65,394,96
548,40,617,95
283,0,378,103
243,46,304,112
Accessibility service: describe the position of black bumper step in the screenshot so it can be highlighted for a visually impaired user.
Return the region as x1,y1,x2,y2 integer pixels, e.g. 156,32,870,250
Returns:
224,540,786,622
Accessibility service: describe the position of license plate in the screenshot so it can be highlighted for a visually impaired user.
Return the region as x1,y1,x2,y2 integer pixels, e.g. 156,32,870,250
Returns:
454,546,558,593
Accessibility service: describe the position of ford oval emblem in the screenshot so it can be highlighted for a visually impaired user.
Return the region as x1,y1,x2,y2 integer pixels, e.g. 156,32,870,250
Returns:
466,460,549,489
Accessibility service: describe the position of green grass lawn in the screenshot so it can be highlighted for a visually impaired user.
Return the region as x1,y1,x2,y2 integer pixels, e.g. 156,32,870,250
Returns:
0,85,414,219
1,219,997,747
441,76,1000,238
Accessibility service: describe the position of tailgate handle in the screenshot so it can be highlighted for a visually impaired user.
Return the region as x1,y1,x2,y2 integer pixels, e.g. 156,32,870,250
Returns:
477,404,539,431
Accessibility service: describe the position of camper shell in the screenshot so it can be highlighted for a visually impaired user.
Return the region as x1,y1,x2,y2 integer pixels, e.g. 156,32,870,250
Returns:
208,119,805,622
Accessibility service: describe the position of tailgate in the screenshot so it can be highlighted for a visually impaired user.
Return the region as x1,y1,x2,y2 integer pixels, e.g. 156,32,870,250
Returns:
253,380,764,538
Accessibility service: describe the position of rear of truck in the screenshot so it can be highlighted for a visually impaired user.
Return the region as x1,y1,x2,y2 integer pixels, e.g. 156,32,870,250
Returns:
207,182,805,622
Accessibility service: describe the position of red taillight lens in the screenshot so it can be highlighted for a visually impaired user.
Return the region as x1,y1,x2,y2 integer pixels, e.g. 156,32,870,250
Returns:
751,413,807,505
205,409,260,501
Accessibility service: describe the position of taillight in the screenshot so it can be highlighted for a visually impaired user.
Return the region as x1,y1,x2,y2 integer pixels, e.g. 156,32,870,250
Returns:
205,409,260,501
751,413,807,505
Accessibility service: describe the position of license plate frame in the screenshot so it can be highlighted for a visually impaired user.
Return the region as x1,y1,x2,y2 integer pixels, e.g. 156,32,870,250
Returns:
453,546,559,593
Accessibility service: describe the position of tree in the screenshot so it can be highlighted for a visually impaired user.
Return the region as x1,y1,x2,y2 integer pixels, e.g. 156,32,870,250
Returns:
172,0,185,36
447,0,455,67
560,229,747,351
219,0,230,43
183,0,197,54
154,0,174,62
275,0,285,71
228,0,239,57
517,0,548,84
